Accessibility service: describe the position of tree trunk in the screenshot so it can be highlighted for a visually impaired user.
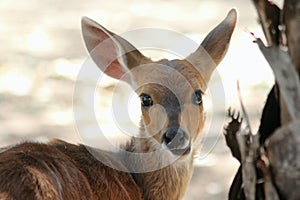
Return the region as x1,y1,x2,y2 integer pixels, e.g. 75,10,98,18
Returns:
225,0,300,199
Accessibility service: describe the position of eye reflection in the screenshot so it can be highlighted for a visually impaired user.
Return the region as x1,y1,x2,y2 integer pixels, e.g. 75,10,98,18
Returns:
140,93,153,108
192,90,203,106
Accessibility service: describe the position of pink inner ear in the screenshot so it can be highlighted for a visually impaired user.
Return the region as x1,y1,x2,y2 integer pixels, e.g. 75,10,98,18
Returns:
87,26,127,80
104,60,126,80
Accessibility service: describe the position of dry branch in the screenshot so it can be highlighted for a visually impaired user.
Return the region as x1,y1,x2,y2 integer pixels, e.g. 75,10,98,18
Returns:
224,108,242,162
265,121,300,199
255,38,300,122
224,109,244,199
284,0,300,72
236,130,259,200
226,0,300,199
252,0,281,45
256,151,280,200
236,84,259,200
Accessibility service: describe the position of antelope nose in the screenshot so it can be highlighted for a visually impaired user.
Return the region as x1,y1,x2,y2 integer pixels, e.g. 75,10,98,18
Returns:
162,128,191,155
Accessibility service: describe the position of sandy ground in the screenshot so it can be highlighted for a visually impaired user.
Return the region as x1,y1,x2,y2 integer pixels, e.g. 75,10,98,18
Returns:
0,0,275,199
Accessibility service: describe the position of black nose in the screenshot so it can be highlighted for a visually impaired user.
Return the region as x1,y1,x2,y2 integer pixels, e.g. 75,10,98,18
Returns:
162,127,190,155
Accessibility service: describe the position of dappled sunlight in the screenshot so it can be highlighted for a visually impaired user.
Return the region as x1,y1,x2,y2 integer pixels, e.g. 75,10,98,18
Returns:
53,58,83,80
47,109,73,125
26,28,54,53
0,70,33,96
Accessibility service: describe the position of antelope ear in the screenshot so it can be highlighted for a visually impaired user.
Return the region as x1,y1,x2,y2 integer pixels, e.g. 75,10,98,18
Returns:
81,17,150,82
186,9,237,82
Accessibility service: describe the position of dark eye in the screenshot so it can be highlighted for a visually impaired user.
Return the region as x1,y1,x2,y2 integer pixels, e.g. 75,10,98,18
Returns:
192,90,202,106
140,93,153,108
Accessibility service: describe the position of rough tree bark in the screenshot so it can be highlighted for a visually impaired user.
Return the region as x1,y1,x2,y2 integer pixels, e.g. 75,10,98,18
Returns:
225,0,300,199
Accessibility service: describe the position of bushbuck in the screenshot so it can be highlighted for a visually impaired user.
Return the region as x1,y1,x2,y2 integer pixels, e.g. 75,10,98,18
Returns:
0,9,237,200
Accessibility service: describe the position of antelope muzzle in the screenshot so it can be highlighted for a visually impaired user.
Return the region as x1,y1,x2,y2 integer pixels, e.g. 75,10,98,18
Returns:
162,127,191,156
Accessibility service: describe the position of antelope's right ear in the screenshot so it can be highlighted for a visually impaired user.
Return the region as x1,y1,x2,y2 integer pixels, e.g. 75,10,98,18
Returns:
81,17,150,82
186,9,237,83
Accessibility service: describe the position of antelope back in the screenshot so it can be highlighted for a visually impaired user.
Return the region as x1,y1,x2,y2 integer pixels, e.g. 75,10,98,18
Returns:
0,140,142,200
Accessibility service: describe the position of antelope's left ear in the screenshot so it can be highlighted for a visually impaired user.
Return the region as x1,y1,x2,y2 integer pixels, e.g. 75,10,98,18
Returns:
81,17,151,83
186,9,237,82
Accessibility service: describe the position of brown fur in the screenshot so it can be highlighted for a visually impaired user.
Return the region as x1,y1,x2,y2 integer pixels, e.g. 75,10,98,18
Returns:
0,140,142,200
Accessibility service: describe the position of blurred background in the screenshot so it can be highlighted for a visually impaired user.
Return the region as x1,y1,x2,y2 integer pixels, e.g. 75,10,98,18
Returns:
0,0,279,199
